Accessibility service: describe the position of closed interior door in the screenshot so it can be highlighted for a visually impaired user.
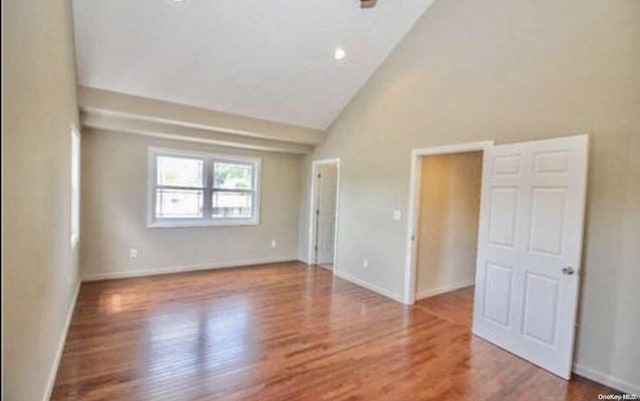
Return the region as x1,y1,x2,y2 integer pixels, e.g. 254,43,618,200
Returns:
315,163,338,265
473,135,588,379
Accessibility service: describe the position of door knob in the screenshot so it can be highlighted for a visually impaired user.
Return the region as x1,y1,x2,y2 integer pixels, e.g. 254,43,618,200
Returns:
562,266,575,275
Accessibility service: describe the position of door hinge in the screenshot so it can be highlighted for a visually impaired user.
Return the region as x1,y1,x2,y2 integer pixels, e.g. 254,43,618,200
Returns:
317,173,322,179
316,209,320,215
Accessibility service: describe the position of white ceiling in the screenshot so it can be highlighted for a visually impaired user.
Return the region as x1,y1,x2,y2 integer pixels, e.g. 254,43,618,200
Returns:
73,0,434,130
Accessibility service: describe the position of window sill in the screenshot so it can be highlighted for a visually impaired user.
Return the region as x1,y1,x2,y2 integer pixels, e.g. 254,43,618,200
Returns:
147,219,260,229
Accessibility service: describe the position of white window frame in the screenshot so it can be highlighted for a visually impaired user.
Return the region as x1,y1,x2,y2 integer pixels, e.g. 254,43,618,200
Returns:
147,147,261,228
70,124,81,247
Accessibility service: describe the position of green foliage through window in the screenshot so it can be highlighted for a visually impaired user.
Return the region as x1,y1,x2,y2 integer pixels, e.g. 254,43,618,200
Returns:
214,162,252,190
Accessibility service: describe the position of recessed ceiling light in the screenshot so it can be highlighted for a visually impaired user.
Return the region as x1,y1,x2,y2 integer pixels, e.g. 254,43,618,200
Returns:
334,48,346,60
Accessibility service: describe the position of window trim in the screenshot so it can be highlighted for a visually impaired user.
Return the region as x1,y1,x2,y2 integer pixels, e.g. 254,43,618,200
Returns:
147,147,261,228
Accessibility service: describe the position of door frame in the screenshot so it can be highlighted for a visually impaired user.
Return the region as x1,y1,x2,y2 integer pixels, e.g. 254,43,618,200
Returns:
403,141,494,304
307,158,341,271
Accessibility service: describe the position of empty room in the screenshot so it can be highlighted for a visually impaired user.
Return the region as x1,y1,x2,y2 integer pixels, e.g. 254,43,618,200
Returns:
2,0,639,400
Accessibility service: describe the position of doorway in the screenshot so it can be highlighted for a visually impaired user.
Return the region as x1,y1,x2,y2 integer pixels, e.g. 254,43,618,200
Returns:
308,158,340,270
404,136,589,380
414,151,483,300
404,141,493,305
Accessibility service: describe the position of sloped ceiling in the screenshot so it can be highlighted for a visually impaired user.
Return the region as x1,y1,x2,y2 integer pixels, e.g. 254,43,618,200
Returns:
73,0,435,130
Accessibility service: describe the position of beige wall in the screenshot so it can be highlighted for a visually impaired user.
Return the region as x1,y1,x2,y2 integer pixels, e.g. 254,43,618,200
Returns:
2,0,81,400
299,0,639,392
81,129,302,280
416,152,481,298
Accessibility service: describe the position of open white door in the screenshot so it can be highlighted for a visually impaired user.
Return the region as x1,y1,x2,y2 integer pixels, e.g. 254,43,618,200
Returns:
473,135,588,379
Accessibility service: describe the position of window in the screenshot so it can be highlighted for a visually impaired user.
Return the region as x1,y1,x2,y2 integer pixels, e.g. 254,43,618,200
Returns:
148,148,261,227
70,125,81,247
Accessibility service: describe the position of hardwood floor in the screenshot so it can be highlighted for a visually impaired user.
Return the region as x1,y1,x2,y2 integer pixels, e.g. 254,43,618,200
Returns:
318,263,334,271
52,262,617,401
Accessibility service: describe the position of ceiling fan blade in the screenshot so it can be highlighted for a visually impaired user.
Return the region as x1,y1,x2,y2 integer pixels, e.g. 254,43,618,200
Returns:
360,0,378,9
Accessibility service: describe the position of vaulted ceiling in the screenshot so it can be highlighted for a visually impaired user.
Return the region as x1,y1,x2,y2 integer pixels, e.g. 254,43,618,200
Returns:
72,0,435,130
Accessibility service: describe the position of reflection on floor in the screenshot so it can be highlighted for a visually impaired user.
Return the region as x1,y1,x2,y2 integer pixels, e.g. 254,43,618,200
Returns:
51,263,617,401
415,285,475,328
318,263,333,271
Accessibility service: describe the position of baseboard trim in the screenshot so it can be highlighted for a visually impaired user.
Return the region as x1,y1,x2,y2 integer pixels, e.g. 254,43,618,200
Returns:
42,281,80,401
415,280,475,300
573,363,639,396
82,256,299,282
333,269,406,304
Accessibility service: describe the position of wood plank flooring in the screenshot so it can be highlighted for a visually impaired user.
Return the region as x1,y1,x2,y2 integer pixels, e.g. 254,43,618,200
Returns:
51,262,618,401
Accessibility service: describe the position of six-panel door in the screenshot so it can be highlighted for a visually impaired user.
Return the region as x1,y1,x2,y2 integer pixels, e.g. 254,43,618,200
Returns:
473,135,589,379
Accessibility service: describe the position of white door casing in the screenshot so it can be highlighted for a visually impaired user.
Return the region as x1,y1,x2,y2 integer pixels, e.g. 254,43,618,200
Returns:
315,163,338,265
472,135,589,379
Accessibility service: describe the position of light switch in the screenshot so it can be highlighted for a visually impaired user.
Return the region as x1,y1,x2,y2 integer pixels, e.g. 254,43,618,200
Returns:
392,210,402,221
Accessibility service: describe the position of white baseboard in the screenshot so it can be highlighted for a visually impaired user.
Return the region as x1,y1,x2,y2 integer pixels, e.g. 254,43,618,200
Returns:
82,256,299,282
333,269,406,304
42,281,80,401
415,279,475,300
573,363,640,396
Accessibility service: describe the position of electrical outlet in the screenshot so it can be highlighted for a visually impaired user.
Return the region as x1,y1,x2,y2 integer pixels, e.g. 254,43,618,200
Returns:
129,248,138,259
363,259,369,268
271,240,277,248
392,209,402,221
